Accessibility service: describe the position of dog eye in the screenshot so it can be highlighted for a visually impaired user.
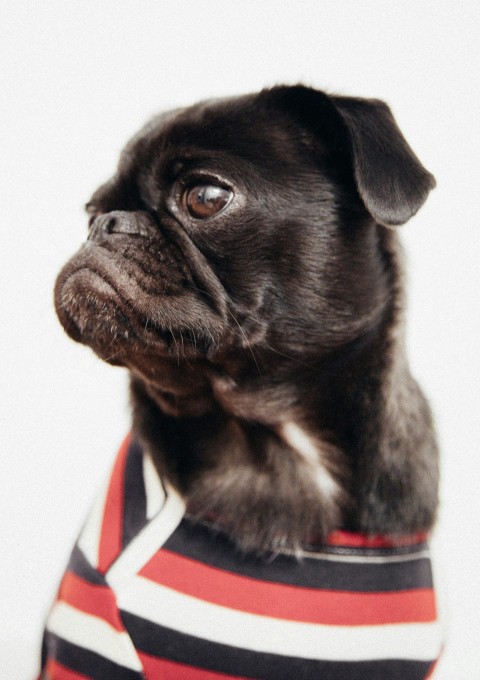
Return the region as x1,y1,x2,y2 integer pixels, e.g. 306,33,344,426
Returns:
183,185,233,219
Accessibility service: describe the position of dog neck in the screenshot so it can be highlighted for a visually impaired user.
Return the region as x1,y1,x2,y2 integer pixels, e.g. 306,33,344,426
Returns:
129,235,438,554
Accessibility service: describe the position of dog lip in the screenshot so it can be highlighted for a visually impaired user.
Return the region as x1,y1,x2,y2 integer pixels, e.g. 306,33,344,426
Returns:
55,264,168,352
59,260,123,299
54,264,125,343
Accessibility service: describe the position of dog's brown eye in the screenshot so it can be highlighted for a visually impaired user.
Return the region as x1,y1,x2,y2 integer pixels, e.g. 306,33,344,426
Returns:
184,185,232,219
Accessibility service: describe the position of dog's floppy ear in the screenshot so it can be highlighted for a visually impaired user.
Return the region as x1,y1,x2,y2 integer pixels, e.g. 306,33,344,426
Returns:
267,86,435,227
329,95,435,227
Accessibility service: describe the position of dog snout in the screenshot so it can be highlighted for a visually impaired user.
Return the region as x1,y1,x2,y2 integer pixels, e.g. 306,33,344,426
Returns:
88,210,153,241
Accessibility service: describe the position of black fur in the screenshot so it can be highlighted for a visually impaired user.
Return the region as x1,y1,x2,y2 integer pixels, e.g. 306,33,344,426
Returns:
55,85,439,554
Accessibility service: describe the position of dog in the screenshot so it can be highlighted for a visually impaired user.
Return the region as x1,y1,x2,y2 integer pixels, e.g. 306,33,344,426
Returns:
41,85,441,679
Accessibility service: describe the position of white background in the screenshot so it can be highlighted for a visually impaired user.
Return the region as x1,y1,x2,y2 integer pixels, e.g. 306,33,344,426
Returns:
1,2,479,678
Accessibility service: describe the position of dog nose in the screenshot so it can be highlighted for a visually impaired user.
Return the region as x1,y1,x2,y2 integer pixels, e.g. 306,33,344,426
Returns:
88,210,152,241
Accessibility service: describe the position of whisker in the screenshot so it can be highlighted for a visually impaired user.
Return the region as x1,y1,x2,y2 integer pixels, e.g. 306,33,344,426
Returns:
262,344,319,370
180,279,264,381
224,306,264,382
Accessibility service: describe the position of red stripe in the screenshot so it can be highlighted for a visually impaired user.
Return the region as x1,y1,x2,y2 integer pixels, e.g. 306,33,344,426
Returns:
139,653,249,680
97,434,130,573
140,549,437,625
326,530,428,548
186,509,429,550
58,571,125,632
45,659,90,680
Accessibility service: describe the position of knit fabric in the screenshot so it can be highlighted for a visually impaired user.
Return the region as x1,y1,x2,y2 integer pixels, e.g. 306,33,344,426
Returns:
41,435,441,679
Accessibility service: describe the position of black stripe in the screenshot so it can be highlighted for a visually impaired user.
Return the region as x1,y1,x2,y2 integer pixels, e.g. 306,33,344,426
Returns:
122,613,436,680
163,519,434,592
122,438,148,549
42,632,143,679
67,544,106,585
40,630,48,674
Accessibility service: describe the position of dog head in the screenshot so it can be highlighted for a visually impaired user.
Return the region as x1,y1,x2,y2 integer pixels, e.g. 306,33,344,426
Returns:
55,85,434,420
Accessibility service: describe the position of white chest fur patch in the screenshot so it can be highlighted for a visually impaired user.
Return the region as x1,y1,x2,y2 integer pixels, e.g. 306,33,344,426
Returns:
280,422,341,502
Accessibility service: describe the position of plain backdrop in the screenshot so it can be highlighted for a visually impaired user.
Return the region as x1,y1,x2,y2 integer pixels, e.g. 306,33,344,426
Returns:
1,2,479,678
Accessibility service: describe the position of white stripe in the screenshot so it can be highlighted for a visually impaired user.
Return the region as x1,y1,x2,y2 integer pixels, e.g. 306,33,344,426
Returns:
287,548,432,564
107,484,186,589
115,576,442,662
142,452,166,519
77,475,109,568
47,601,143,671
188,519,432,564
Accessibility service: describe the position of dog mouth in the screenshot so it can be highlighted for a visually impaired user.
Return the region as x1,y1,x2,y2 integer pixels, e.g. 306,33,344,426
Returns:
54,236,228,364
55,263,140,362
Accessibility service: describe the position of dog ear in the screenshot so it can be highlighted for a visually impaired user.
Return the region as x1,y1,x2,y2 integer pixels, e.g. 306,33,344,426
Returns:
266,86,435,227
329,95,436,227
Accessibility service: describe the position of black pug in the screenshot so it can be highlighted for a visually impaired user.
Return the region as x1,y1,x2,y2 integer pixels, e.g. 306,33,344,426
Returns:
44,85,440,679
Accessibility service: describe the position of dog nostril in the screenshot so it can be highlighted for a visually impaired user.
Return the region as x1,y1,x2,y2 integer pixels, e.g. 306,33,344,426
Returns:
88,213,116,237
105,217,116,234
88,210,152,240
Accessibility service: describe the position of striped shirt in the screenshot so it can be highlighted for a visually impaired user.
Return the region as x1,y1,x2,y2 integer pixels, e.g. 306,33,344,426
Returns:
41,435,442,679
